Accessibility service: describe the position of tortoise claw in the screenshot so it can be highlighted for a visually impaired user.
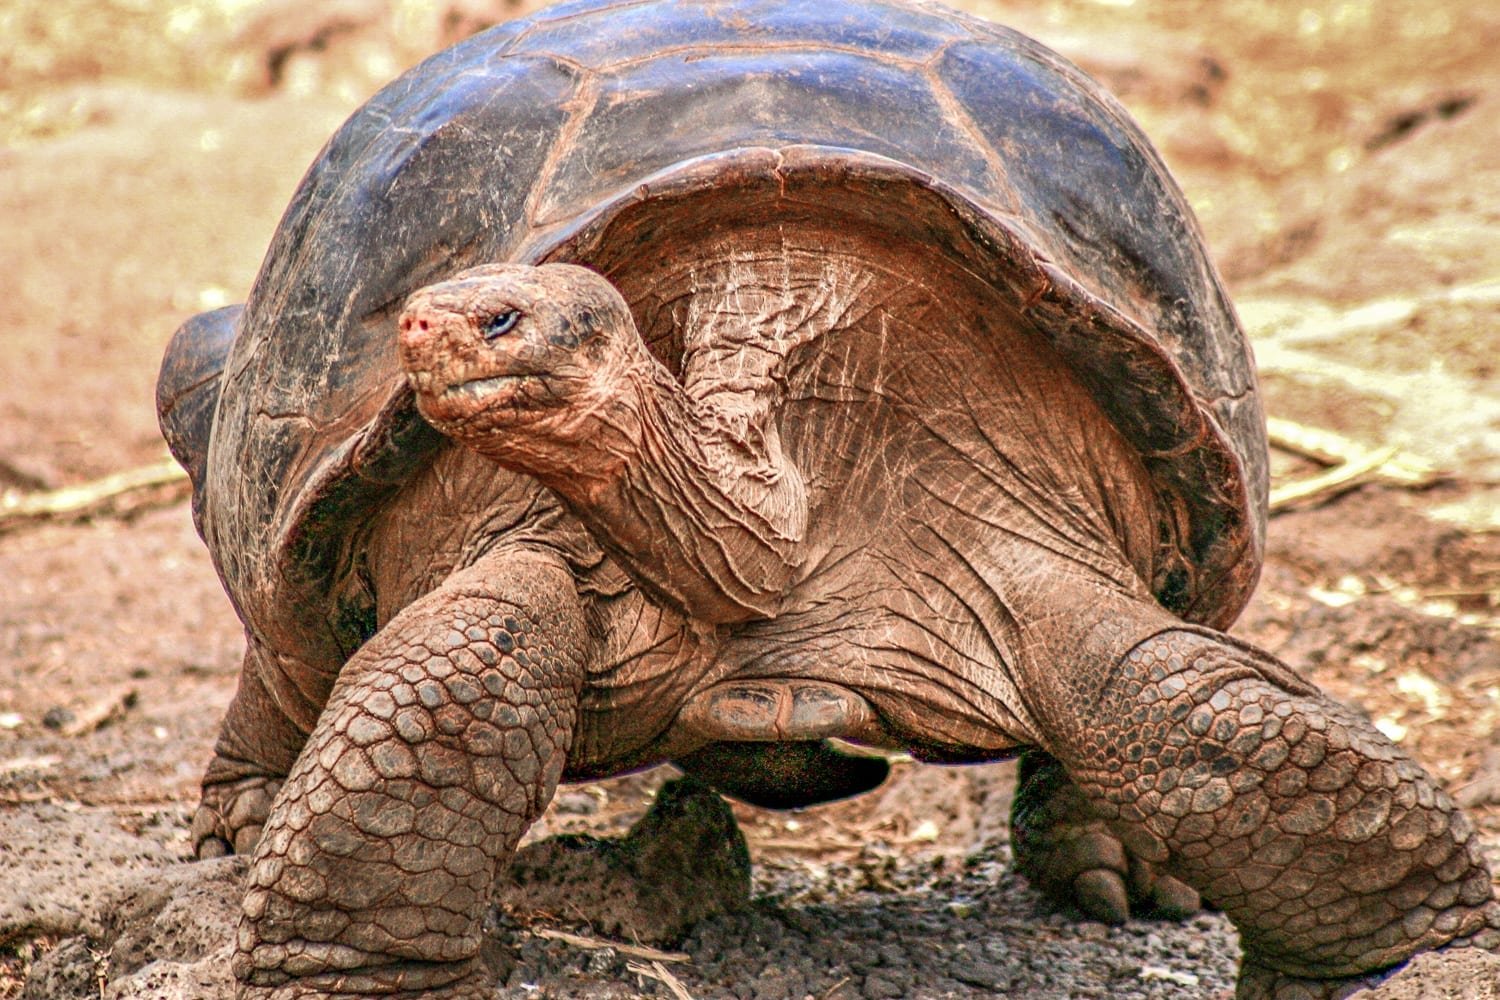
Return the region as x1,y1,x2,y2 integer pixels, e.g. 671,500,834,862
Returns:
192,774,282,859
1056,843,1198,925
1142,870,1201,920
1072,869,1130,926
1011,749,1202,925
194,833,232,860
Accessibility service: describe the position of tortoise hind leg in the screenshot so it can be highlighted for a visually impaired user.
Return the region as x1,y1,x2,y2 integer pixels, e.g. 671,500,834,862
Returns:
194,636,329,858
235,544,587,998
1011,748,1199,925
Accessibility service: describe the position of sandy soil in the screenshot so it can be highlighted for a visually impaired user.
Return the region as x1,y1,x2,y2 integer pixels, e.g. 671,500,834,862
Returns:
2,1,1498,997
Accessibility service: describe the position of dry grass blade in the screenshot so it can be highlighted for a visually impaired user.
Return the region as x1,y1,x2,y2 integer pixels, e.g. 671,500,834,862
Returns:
1266,417,1440,486
0,459,188,529
821,975,852,998
627,959,696,999
531,926,689,963
1264,416,1445,512
1270,445,1396,512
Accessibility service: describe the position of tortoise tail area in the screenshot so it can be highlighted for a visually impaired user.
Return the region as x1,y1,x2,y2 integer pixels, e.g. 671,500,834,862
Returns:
155,304,243,527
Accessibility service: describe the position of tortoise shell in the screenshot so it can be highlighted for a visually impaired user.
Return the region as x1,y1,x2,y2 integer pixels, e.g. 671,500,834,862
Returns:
191,0,1265,663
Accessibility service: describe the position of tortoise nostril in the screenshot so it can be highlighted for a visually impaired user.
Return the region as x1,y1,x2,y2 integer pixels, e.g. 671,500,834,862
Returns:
398,314,428,350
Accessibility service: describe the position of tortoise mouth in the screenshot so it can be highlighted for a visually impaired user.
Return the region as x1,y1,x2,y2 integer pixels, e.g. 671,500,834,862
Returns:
440,373,538,401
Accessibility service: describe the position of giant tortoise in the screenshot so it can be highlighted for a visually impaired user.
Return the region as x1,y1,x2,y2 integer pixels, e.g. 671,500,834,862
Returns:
156,0,1500,996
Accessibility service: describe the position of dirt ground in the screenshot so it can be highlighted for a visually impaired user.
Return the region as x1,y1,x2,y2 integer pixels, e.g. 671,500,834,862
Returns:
1,1,1498,997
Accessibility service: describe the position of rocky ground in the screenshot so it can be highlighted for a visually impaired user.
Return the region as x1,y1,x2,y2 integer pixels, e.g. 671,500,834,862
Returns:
2,1,1499,997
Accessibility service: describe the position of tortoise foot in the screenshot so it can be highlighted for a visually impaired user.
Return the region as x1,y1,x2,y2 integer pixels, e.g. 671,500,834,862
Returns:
1049,628,1500,985
233,547,586,998
1237,922,1500,998
1011,749,1199,925
498,775,750,944
1234,961,1387,1000
194,774,284,858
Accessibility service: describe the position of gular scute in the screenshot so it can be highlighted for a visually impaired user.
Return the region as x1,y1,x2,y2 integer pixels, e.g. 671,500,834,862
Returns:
159,1,1497,996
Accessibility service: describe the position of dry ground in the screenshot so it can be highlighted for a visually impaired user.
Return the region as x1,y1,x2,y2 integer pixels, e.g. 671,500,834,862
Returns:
2,1,1498,997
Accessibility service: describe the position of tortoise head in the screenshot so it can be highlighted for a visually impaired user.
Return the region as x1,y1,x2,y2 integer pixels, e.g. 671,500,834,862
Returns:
398,262,644,462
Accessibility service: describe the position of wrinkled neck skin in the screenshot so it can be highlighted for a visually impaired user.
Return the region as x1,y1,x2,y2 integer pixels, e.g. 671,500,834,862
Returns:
472,286,812,625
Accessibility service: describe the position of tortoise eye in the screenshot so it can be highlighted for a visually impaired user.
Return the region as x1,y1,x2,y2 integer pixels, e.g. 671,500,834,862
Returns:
483,310,520,340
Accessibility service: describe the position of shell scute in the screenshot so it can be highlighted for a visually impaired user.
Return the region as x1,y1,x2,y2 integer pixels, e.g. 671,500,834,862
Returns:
520,0,969,69
937,41,1207,343
210,53,585,573
537,50,1000,227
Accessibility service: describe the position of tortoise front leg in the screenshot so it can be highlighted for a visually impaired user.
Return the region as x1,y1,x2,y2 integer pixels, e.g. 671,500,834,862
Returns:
235,545,586,999
1037,624,1499,998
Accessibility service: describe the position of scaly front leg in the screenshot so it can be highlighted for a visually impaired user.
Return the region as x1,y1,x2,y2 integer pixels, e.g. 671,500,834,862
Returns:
235,545,586,998
1039,623,1498,998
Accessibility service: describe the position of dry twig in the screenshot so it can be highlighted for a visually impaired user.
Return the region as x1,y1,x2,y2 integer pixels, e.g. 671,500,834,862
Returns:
58,688,138,738
627,959,696,999
1267,417,1440,486
530,926,689,963
1269,445,1397,512
821,975,853,998
1266,416,1441,512
0,459,188,529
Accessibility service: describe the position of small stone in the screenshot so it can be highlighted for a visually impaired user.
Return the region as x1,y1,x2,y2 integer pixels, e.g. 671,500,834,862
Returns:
552,790,600,815
584,946,618,975
40,707,74,730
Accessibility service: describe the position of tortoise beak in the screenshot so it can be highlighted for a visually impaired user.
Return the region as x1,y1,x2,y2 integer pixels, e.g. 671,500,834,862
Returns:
396,308,446,395
398,297,548,432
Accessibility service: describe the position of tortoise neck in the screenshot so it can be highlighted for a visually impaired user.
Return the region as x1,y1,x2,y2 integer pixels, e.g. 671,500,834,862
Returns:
517,331,810,625
518,246,898,623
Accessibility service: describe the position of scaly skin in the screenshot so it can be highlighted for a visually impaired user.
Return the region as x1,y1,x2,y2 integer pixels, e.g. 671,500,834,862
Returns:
1042,626,1499,997
233,545,586,998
